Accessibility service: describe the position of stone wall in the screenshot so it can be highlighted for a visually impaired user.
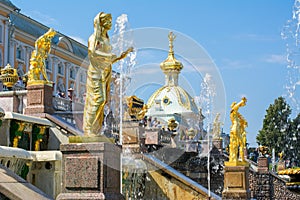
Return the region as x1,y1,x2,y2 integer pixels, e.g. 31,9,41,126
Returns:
249,170,271,199
269,172,300,200
249,169,300,200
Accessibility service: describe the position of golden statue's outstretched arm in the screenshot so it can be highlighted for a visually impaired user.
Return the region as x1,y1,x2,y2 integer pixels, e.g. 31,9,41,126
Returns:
231,97,247,111
112,47,134,63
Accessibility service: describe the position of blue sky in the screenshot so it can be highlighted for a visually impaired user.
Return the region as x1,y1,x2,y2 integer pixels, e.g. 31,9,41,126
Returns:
12,0,297,147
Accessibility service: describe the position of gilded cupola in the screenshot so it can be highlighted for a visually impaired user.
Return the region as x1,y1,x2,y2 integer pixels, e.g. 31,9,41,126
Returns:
160,32,183,86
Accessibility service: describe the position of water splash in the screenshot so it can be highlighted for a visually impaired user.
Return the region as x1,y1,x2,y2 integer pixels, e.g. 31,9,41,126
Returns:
282,0,300,115
111,14,137,143
195,73,217,198
196,73,216,142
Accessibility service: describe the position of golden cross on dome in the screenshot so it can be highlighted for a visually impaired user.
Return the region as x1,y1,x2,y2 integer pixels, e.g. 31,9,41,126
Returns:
168,32,176,53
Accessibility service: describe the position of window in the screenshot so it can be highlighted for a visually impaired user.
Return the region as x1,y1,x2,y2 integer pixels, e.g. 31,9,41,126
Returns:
70,67,75,79
69,82,75,90
110,82,114,93
0,25,2,43
58,63,64,75
17,63,24,77
80,72,86,83
0,52,2,66
45,59,51,71
16,47,23,60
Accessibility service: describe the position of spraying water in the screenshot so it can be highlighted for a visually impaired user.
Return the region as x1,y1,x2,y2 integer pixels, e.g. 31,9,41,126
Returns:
112,14,137,144
195,73,217,197
196,73,216,153
282,0,300,115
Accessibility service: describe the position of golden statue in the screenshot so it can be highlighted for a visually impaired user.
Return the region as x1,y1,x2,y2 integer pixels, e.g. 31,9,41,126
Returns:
34,125,46,151
278,151,284,161
13,122,26,148
27,28,56,86
226,97,248,166
83,12,133,136
168,118,178,131
126,95,147,121
258,145,269,157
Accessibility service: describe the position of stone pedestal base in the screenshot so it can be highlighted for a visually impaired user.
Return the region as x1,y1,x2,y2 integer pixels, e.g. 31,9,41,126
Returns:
25,84,54,115
222,165,250,200
57,142,124,200
258,157,269,173
122,121,144,144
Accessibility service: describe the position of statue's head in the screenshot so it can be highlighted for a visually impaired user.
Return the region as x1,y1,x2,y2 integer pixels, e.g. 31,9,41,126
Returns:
99,12,112,29
92,12,111,30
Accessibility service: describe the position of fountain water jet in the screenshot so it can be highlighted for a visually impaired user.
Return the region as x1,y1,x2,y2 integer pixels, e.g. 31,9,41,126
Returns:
282,0,300,116
111,14,136,145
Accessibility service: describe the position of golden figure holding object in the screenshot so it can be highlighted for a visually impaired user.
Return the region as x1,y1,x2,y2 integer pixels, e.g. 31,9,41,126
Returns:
226,97,249,166
27,28,56,86
83,12,133,136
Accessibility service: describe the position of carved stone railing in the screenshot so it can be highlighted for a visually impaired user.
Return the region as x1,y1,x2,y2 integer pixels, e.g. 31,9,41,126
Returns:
52,96,72,111
0,90,27,114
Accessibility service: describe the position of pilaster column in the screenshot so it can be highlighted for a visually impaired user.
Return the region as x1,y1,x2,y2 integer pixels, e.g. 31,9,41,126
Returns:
65,62,70,94
52,57,59,95
24,46,33,72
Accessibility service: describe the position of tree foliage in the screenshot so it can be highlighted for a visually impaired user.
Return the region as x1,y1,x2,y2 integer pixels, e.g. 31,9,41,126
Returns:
287,113,300,164
256,97,291,155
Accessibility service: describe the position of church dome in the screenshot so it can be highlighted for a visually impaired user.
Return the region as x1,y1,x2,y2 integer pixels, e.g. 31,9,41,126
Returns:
147,85,199,116
146,32,199,121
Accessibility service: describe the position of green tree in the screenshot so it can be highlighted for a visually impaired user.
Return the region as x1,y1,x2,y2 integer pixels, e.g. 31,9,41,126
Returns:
287,113,300,165
256,97,291,154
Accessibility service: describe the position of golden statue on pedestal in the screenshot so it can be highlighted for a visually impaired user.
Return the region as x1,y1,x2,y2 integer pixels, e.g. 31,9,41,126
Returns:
83,12,133,136
226,97,248,166
27,28,56,86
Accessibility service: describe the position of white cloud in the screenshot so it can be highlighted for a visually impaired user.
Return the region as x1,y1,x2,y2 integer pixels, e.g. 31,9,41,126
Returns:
263,54,286,64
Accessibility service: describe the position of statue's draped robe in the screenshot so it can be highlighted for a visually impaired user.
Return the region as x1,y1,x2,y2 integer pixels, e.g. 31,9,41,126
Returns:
83,16,113,135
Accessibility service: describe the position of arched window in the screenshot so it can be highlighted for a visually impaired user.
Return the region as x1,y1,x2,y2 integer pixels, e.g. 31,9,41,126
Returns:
17,63,24,77
58,63,64,75
70,67,75,79
79,72,84,83
0,52,2,67
16,46,23,60
0,25,2,43
45,58,51,71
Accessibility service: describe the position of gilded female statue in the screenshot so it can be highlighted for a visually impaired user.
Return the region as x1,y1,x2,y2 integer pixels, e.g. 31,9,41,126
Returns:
83,12,133,136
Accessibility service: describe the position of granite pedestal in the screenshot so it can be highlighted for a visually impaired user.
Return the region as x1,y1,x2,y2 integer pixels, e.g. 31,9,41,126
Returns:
25,84,54,115
57,142,124,200
258,157,269,173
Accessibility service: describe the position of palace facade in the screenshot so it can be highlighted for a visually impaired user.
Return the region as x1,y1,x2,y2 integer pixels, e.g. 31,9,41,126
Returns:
0,0,119,105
